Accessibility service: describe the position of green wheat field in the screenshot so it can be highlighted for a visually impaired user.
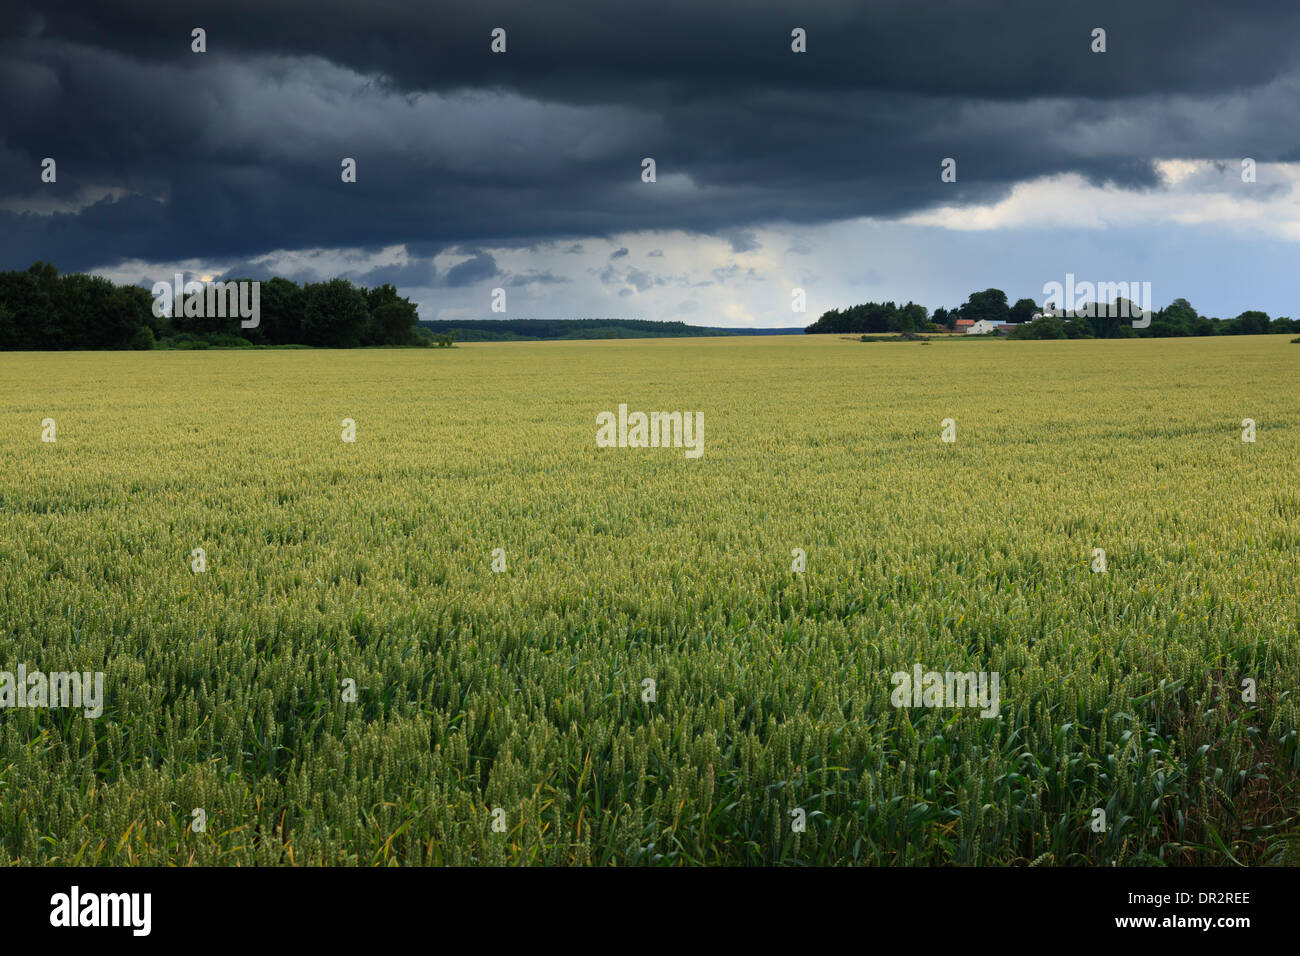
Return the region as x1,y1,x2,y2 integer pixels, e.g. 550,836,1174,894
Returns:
1,334,1297,865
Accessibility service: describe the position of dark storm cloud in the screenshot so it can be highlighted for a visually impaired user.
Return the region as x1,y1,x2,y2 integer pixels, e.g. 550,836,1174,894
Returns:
721,229,761,253
2,0,1299,271
14,0,1300,102
442,251,502,287
509,270,567,286
344,258,438,289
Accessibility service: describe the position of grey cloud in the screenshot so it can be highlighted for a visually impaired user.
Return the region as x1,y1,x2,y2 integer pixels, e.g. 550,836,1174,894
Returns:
443,251,500,287
508,269,568,286
345,258,437,288
625,268,656,292
722,230,760,253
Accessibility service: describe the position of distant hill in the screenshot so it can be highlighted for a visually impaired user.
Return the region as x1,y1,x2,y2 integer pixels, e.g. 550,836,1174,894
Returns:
417,319,802,341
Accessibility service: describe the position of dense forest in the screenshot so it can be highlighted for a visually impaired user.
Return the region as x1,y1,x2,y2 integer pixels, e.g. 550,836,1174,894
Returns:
0,262,435,349
805,287,1298,338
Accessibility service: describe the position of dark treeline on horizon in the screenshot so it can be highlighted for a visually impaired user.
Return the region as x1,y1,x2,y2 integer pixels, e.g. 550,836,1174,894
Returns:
2,265,1296,348
806,287,1297,338
0,262,436,350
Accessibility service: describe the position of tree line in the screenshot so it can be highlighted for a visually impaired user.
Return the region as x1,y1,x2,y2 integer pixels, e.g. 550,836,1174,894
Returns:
806,287,1298,338
0,262,445,350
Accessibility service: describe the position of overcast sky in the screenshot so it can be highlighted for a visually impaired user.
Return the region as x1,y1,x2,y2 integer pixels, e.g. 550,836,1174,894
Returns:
2,0,1299,326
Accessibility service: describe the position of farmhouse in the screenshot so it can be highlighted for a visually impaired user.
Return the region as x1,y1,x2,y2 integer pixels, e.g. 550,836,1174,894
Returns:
954,318,974,331
965,319,998,335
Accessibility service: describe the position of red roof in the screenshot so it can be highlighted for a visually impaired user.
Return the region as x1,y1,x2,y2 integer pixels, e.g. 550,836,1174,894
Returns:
954,319,974,327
